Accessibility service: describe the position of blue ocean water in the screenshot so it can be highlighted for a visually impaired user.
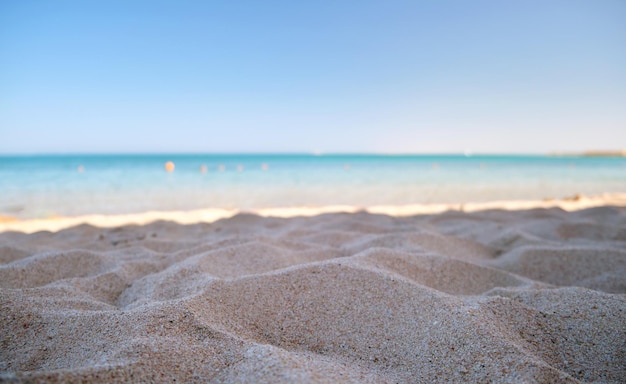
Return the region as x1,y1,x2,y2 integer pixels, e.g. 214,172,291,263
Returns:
1,154,625,219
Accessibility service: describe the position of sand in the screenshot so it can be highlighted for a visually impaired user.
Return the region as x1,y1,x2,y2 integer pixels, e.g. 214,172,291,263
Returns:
1,198,625,382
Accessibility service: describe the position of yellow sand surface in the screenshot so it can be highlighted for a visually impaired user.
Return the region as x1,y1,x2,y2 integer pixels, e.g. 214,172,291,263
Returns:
1,196,625,382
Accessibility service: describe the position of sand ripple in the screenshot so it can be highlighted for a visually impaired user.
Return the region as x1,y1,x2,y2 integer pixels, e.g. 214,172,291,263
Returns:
1,207,625,382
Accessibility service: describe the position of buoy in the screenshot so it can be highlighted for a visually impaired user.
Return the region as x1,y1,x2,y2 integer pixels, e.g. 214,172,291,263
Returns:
165,161,175,172
200,165,208,173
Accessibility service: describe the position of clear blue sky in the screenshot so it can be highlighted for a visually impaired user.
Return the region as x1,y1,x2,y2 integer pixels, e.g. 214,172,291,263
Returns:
1,0,624,154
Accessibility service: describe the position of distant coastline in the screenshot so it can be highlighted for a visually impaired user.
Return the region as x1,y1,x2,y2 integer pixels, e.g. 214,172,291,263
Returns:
550,150,626,157
582,150,626,157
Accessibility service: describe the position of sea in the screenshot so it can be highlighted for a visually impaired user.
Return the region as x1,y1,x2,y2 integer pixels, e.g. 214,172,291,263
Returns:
1,154,625,219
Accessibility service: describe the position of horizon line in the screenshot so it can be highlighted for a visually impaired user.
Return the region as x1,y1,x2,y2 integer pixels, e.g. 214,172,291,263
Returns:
0,151,556,157
1,150,625,157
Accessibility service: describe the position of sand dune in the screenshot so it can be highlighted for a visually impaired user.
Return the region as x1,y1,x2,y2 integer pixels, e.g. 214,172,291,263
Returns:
1,206,625,382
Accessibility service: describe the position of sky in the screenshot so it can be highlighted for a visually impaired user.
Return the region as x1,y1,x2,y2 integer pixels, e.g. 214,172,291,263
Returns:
1,0,625,154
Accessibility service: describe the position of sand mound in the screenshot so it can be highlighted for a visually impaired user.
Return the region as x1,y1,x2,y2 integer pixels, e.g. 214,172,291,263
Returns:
1,207,625,382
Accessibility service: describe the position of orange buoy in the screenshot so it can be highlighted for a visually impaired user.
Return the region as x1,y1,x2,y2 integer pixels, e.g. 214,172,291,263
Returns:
165,161,175,172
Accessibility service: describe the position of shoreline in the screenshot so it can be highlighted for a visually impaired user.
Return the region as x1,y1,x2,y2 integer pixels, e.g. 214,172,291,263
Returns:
2,192,626,234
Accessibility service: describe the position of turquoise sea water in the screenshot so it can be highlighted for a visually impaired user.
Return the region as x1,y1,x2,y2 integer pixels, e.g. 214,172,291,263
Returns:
1,154,625,219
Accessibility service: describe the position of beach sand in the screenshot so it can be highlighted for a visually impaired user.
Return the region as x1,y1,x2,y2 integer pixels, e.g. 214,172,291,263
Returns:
1,197,625,382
